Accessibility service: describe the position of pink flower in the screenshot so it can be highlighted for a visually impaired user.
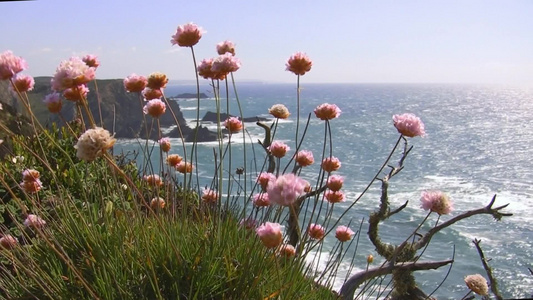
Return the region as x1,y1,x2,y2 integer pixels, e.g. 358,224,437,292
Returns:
286,52,312,76
43,92,62,113
63,85,89,102
158,137,171,152
166,154,183,167
142,88,163,100
201,188,219,204
295,150,314,167
0,50,28,80
256,172,276,191
82,54,100,68
198,58,217,80
24,214,46,229
321,156,341,173
224,117,243,133
255,222,282,248
324,190,345,203
268,104,290,119
171,22,204,47
20,179,42,193
147,72,168,90
268,141,290,158
176,161,193,173
11,74,34,93
22,169,40,182
420,190,453,215
253,193,270,207
308,223,325,240
266,173,307,206
150,197,166,210
392,113,426,137
124,73,147,93
51,56,96,91
75,127,115,162
314,103,341,121
212,53,241,75
216,40,236,55
278,244,296,258
335,225,355,242
143,99,166,118
327,175,344,191
464,274,489,296
143,174,163,187
0,235,18,250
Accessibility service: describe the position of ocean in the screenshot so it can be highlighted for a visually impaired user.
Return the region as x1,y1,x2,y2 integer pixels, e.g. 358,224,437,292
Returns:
116,83,533,299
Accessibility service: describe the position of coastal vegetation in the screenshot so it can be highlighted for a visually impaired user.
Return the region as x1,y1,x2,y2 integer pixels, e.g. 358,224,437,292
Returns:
0,22,515,299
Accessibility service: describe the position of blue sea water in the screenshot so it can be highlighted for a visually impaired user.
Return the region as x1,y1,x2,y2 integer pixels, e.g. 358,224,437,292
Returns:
116,83,533,299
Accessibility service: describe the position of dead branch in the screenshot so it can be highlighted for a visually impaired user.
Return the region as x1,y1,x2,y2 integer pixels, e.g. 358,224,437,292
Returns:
473,239,503,300
339,259,453,300
414,195,512,250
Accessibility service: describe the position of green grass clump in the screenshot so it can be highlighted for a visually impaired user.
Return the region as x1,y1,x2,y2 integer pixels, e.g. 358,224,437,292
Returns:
0,193,336,299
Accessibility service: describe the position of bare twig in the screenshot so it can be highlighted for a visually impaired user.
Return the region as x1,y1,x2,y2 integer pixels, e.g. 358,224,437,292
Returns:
414,195,512,250
339,259,453,300
473,239,503,300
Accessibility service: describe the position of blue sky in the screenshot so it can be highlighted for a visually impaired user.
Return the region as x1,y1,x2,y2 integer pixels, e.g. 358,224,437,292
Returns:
1,0,532,85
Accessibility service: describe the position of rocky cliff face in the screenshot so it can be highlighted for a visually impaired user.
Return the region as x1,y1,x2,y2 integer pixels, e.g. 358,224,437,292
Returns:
0,77,199,140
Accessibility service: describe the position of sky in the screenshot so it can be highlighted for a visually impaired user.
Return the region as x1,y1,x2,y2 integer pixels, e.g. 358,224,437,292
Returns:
1,0,532,85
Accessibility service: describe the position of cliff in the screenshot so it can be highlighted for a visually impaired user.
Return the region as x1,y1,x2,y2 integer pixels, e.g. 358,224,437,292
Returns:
0,78,202,140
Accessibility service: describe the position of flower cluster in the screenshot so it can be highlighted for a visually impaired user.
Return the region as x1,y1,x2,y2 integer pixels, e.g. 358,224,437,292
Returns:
166,154,183,167
201,188,219,204
392,113,426,138
0,235,18,250
286,52,312,76
158,138,171,152
20,169,42,193
51,56,95,91
314,103,341,121
11,74,34,93
321,156,341,173
124,73,147,93
144,174,163,187
212,53,241,75
224,117,243,133
268,104,290,119
308,223,325,240
268,141,290,158
143,99,166,118
171,22,204,47
295,150,314,167
255,222,282,248
420,190,453,215
63,84,89,102
24,214,46,229
75,127,116,162
257,172,276,191
464,274,489,296
176,161,193,173
0,50,28,80
266,173,308,206
82,54,100,68
42,93,62,113
150,197,166,210
146,72,168,90
253,193,270,207
216,40,236,56
335,225,355,242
